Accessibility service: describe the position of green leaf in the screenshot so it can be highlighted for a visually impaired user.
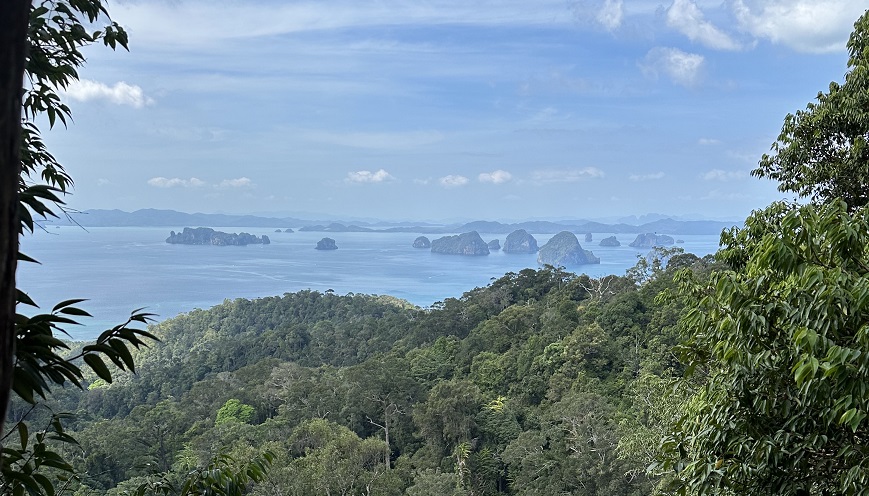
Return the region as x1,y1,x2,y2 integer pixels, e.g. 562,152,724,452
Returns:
17,422,28,451
83,354,112,383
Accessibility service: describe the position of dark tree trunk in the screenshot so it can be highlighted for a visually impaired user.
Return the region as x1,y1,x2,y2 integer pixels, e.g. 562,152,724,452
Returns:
0,0,30,441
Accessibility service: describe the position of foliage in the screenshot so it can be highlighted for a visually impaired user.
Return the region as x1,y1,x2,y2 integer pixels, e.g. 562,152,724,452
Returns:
659,200,869,494
215,400,254,426
129,451,274,496
3,3,275,496
2,3,158,495
35,258,704,495
752,10,869,211
0,3,723,496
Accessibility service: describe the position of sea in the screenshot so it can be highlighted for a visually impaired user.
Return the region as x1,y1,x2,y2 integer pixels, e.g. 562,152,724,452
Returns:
18,227,723,341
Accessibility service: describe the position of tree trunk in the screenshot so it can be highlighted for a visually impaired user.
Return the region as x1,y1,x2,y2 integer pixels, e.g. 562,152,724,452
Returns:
0,0,30,442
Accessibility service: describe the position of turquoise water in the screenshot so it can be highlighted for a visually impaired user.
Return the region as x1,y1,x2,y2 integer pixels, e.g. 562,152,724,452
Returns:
19,227,722,340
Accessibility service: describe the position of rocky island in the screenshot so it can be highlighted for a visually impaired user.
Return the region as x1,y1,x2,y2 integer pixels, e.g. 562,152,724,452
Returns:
599,236,620,247
431,231,489,256
316,237,338,250
629,233,675,248
503,229,539,253
488,239,501,251
538,231,600,266
585,232,593,242
166,227,270,246
413,236,431,249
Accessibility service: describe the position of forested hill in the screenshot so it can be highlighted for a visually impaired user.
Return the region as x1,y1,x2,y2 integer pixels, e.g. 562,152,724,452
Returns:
31,254,717,495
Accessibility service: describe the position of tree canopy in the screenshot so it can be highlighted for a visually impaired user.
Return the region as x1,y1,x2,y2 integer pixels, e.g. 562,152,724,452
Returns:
753,11,869,211
659,10,869,494
660,200,869,494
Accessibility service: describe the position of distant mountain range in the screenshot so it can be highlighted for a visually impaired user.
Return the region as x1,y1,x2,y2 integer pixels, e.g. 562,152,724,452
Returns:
54,208,739,235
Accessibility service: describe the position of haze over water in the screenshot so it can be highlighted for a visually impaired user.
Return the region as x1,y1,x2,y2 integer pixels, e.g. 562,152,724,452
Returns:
20,226,720,341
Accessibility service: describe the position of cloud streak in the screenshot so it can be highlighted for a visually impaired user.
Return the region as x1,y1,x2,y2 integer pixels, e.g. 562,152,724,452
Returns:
63,79,154,108
731,0,864,53
147,177,205,188
346,169,395,183
641,47,704,87
666,0,741,50
478,170,512,184
597,0,623,31
439,175,469,187
702,169,746,181
629,171,665,181
218,177,253,188
111,0,578,47
531,167,604,184
303,130,444,150
147,177,253,188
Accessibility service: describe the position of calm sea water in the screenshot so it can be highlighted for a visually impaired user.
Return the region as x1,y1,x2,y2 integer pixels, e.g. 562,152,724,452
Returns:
18,227,722,340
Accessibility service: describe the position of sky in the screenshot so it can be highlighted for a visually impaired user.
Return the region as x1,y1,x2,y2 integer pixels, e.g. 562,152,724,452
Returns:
41,0,866,222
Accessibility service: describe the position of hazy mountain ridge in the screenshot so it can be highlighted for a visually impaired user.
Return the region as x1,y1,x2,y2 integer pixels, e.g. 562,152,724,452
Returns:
55,208,738,235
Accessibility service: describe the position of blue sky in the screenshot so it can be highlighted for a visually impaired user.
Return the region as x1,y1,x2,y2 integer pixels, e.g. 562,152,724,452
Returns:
42,0,865,222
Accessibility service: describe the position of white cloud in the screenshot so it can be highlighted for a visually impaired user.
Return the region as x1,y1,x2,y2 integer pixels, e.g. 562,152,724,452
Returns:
597,0,623,31
641,47,704,87
478,170,513,184
96,178,110,186
698,138,721,145
629,171,665,181
731,0,864,53
666,0,741,50
346,169,395,183
531,167,605,184
63,79,154,108
147,177,206,188
439,175,470,187
702,169,747,181
218,177,253,188
147,177,254,188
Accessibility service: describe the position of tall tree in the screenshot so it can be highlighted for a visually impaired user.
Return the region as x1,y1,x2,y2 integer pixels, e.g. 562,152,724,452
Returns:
0,0,30,443
753,11,869,211
659,200,869,494
0,4,155,493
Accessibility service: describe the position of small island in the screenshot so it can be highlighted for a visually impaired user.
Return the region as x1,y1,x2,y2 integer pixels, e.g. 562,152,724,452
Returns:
316,237,338,250
599,235,620,247
431,231,489,256
629,233,675,248
166,227,270,246
413,236,431,249
538,231,600,266
488,239,501,251
503,229,539,253
585,232,593,242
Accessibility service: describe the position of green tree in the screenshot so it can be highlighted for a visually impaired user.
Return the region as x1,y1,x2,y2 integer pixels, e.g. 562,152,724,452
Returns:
1,4,273,496
752,10,869,211
278,419,398,496
1,6,157,496
659,200,869,494
216,399,255,426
